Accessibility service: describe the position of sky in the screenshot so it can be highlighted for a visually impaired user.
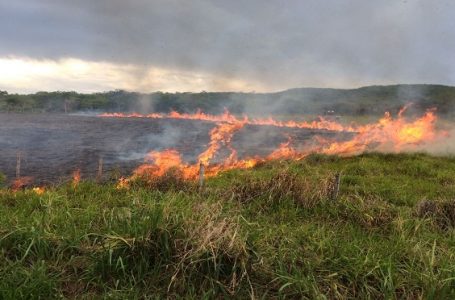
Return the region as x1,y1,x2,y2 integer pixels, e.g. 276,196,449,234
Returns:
0,0,455,93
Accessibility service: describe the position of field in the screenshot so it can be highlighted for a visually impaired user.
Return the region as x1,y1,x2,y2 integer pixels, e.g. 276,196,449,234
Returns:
1,152,455,298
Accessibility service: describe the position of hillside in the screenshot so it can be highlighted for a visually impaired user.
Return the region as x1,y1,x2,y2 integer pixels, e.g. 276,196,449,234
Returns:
1,153,455,298
1,84,454,117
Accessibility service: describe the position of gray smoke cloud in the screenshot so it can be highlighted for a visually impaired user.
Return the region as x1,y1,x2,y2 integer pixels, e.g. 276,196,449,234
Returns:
1,0,455,91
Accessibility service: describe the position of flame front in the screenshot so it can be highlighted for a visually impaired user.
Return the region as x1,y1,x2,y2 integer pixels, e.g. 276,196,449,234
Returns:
99,105,446,184
100,108,354,132
134,149,197,179
320,109,440,155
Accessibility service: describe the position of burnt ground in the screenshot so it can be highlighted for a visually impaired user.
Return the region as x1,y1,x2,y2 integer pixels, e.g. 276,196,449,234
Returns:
0,113,352,185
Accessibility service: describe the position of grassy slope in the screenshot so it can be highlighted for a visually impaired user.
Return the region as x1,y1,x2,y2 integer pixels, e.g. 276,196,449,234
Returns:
1,153,455,299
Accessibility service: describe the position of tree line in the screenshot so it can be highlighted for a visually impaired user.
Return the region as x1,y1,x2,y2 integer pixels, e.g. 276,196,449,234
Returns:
0,84,454,117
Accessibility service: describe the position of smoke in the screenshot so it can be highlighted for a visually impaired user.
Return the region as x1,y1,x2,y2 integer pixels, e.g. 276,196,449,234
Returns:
418,128,455,156
135,94,156,114
117,122,185,161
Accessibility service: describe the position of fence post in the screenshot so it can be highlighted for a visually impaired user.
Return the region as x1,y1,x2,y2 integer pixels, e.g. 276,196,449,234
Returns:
199,162,205,190
331,172,342,201
16,152,21,178
97,157,103,181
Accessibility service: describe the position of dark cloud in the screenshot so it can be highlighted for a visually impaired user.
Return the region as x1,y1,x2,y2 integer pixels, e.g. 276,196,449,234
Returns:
1,0,455,90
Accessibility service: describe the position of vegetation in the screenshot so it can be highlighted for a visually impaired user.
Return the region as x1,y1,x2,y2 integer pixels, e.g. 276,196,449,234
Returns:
1,152,455,298
1,84,455,118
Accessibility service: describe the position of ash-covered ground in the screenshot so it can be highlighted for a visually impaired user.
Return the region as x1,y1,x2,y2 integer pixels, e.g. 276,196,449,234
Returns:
0,113,351,184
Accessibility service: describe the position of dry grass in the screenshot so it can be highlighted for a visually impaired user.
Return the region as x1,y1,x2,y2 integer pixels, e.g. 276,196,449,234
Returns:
338,195,397,230
415,199,455,230
223,170,332,208
169,202,250,294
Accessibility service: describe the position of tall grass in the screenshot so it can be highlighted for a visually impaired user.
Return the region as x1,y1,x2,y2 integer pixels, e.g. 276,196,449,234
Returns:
1,153,455,298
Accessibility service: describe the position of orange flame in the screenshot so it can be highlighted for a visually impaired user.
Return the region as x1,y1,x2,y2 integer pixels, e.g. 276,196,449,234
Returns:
99,108,354,132
267,135,301,160
32,187,45,194
320,109,439,155
116,177,130,190
198,121,246,165
11,176,33,192
100,106,447,185
72,169,81,187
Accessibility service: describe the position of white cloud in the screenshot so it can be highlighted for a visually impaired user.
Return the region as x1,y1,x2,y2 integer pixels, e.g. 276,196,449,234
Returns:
0,56,268,93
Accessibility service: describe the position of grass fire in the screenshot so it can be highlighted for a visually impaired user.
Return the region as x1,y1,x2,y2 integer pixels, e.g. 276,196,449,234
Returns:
2,1,455,298
1,99,454,298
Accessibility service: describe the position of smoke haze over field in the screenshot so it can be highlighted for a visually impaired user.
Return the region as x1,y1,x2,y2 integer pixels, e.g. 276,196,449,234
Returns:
1,0,455,93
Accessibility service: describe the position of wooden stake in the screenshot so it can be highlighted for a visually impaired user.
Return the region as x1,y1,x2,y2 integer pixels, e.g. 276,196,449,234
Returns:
199,162,205,190
331,172,341,201
97,157,103,180
16,152,21,178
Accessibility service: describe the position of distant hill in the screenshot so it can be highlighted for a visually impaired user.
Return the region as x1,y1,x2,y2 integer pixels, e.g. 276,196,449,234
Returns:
1,84,454,117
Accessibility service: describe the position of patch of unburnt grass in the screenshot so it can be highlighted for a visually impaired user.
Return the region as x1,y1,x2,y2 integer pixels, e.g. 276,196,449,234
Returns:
0,259,59,299
83,198,253,296
221,169,332,209
415,199,455,231
1,153,455,298
169,201,252,295
305,153,341,165
332,195,398,231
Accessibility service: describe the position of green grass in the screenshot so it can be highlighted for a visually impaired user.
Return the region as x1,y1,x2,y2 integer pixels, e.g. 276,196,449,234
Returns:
1,152,455,299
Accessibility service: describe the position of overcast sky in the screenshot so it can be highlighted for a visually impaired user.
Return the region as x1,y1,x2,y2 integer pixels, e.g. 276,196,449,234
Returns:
0,0,454,93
